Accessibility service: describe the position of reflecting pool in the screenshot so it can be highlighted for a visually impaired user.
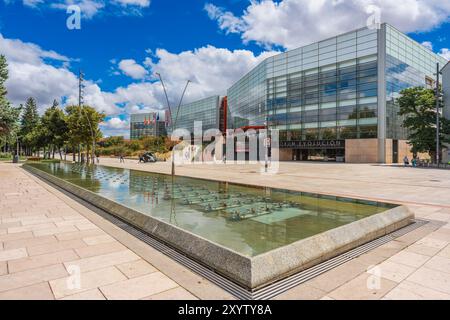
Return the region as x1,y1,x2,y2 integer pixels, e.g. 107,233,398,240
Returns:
27,163,397,257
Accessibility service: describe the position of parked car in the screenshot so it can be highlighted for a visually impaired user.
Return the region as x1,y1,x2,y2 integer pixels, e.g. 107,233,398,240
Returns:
139,152,157,163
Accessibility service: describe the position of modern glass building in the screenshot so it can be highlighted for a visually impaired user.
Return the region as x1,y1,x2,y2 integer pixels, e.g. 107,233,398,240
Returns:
227,23,448,163
168,95,222,136
443,62,450,164
130,113,167,140
444,62,450,121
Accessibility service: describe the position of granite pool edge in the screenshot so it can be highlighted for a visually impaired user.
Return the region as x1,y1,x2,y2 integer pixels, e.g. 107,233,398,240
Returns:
250,205,414,289
23,164,414,290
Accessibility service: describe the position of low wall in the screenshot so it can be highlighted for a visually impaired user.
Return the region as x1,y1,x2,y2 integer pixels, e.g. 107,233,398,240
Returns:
345,139,379,163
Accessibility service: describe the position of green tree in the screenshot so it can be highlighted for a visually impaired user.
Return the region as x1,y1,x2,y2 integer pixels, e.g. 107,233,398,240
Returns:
397,87,450,161
0,55,21,152
102,136,125,148
41,100,68,159
66,105,104,164
20,97,40,156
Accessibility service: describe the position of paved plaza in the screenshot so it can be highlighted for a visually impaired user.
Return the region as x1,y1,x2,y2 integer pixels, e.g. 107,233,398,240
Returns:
1,160,450,300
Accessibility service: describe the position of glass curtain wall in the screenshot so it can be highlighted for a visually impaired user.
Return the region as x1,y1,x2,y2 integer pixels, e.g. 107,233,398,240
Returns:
227,24,448,145
385,24,448,140
169,96,220,135
237,27,380,142
227,63,267,129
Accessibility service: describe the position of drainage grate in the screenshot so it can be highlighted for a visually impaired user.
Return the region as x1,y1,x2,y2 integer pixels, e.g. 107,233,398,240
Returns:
28,170,432,300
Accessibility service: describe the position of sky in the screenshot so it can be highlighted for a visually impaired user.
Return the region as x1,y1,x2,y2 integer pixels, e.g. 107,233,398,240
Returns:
0,0,449,138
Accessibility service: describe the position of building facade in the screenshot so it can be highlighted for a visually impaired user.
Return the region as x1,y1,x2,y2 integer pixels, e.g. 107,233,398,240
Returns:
443,63,450,121
227,23,448,163
442,62,450,163
168,95,222,136
130,113,167,140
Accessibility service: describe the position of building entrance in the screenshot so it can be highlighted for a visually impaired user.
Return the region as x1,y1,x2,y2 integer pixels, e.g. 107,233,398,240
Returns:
293,149,345,162
282,140,346,162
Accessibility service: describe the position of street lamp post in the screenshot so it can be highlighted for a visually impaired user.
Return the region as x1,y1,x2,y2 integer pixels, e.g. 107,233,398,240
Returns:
436,63,442,166
265,114,269,173
13,134,19,164
78,70,96,165
156,73,191,177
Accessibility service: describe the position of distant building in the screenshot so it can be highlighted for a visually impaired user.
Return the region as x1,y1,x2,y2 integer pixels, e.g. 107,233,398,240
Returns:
168,95,226,136
130,112,167,140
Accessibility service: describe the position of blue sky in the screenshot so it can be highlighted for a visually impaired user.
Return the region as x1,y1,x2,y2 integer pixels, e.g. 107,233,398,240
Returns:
0,0,449,137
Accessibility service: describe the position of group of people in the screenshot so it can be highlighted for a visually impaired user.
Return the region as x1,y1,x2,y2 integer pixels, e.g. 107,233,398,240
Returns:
403,156,419,167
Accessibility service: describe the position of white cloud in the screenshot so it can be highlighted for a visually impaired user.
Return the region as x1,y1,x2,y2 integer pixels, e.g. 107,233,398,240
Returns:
23,0,43,7
0,33,276,137
101,117,128,130
5,0,151,18
50,1,105,19
144,45,277,104
100,116,130,138
422,41,433,50
0,33,118,115
206,0,450,49
117,59,148,79
0,33,70,65
440,48,450,60
113,0,150,7
204,3,245,34
420,42,450,61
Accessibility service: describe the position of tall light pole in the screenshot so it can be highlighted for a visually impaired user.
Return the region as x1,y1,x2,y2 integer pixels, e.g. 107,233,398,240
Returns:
259,102,270,173
436,63,442,166
78,70,96,165
156,73,190,177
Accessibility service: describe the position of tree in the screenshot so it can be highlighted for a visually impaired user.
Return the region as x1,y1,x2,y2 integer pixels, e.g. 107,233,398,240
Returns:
20,97,40,156
66,105,104,164
397,87,450,161
0,55,21,151
41,101,68,159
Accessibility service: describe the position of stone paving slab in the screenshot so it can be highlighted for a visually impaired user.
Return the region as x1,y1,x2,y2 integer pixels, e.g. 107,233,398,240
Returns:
99,272,179,300
0,282,55,300
383,281,450,300
116,260,157,279
60,289,106,300
0,164,203,300
328,273,397,300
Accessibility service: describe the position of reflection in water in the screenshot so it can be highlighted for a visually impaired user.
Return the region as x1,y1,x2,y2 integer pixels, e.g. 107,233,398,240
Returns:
28,163,397,257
